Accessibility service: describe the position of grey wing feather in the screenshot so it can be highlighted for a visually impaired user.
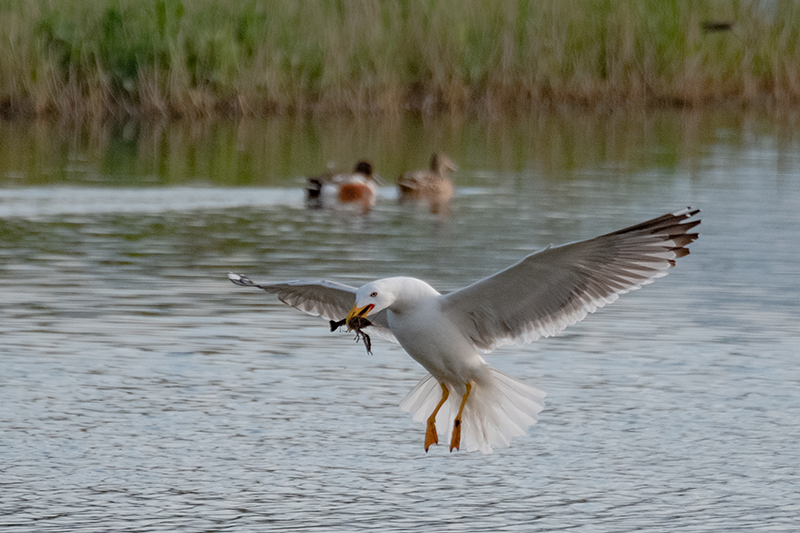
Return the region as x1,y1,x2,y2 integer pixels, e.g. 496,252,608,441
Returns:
228,273,397,343
440,208,700,353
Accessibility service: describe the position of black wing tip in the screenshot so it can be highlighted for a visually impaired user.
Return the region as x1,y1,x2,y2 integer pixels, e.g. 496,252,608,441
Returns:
662,207,701,228
674,206,701,226
605,207,700,267
674,206,700,218
608,207,701,237
228,272,256,287
666,209,700,264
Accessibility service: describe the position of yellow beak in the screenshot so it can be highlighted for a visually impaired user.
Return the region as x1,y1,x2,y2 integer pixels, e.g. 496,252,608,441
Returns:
346,303,374,324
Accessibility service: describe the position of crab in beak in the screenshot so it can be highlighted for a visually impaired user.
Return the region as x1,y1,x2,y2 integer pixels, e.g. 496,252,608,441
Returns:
346,303,374,329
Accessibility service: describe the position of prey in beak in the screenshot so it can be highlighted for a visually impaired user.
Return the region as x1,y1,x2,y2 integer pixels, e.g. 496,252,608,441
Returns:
330,303,375,354
346,303,374,326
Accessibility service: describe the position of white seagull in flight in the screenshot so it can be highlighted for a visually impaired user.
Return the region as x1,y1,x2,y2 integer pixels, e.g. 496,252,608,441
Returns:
229,207,700,453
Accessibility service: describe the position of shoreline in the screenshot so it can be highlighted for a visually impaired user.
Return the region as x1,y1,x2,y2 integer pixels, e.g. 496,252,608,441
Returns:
2,90,798,121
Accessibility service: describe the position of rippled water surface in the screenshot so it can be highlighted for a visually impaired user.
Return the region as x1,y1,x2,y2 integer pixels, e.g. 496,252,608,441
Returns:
1,112,799,531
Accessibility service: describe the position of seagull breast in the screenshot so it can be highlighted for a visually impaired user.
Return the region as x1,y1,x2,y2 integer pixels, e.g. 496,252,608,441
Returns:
379,278,489,390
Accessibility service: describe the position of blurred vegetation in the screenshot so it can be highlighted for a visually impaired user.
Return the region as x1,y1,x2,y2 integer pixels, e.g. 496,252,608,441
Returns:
0,0,798,118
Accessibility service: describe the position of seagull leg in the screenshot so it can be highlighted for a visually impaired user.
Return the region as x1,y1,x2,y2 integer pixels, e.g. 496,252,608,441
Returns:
450,382,472,452
424,383,449,452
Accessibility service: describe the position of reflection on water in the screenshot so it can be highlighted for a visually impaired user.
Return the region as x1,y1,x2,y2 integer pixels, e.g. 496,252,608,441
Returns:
1,111,799,531
3,110,797,189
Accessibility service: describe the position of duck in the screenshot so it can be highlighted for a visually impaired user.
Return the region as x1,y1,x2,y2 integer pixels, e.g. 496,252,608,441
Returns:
397,152,457,214
306,160,377,213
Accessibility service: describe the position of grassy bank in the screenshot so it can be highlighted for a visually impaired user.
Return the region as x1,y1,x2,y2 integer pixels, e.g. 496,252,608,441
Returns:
1,0,799,118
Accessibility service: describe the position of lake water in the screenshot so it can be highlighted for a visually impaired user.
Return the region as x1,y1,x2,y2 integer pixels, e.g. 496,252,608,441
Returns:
1,111,799,531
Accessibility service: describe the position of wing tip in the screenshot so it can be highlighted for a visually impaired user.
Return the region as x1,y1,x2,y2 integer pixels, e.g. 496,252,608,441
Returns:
608,206,701,239
668,207,701,261
672,206,700,219
228,272,255,287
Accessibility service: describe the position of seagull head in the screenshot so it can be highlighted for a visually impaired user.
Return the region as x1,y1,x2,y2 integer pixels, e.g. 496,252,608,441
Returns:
346,277,440,328
347,280,395,326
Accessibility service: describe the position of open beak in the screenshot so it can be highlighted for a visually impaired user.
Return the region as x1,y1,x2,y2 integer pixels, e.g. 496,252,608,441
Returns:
346,303,374,325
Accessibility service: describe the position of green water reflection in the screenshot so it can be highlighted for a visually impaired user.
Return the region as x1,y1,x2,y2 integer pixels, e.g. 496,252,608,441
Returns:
2,110,796,188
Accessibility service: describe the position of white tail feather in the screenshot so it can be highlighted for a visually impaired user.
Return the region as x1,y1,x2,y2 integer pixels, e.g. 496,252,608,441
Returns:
400,369,546,454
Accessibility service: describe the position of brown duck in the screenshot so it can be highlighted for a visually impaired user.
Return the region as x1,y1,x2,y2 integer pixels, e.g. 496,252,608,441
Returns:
397,153,457,214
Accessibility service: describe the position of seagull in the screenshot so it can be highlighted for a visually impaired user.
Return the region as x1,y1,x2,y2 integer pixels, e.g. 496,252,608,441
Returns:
306,160,378,213
397,152,457,214
229,207,700,453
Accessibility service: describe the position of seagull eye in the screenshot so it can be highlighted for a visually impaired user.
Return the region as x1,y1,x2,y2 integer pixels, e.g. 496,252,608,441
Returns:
370,292,378,298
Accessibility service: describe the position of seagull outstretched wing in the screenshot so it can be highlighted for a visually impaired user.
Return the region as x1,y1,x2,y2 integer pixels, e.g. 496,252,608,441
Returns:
440,208,700,352
228,273,397,342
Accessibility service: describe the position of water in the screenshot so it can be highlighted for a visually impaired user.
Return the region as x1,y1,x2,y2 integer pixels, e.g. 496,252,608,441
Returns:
1,112,799,531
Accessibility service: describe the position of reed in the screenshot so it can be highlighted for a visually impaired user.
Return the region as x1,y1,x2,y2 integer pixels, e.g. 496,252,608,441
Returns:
1,0,798,118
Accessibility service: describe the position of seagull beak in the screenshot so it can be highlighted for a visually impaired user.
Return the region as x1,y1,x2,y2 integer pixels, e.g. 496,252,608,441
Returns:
347,303,374,324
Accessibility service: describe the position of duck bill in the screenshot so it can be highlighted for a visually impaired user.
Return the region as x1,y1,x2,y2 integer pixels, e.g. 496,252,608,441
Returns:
346,303,374,324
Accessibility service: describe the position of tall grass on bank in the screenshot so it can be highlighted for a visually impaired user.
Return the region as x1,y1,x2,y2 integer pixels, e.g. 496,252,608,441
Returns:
1,0,799,118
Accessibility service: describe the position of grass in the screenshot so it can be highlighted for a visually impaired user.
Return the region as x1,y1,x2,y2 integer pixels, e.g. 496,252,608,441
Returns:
1,0,799,118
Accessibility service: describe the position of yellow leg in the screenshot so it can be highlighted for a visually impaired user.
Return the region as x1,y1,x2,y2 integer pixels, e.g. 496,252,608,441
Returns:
424,383,449,452
450,382,472,452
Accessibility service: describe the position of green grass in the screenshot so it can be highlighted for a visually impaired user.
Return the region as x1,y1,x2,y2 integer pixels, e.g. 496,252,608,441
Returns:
1,0,799,118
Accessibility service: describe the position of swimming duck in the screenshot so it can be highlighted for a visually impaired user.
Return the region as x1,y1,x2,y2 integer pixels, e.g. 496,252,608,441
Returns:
397,152,457,214
306,160,377,213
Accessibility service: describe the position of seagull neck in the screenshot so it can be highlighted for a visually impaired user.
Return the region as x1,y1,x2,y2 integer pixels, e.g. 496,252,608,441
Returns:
381,277,440,315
